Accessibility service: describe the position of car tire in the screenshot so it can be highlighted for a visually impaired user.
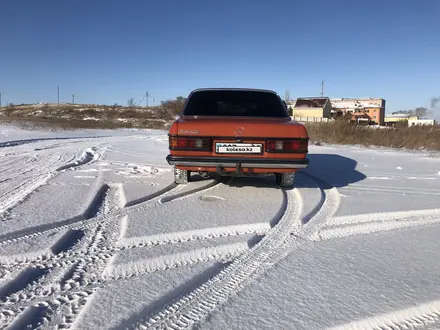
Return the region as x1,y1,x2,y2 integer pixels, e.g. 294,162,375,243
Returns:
275,172,295,188
174,167,190,184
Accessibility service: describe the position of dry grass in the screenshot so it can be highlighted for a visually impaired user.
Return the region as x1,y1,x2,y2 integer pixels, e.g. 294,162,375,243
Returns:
0,104,174,120
4,104,438,152
0,116,168,131
305,120,440,151
0,103,173,131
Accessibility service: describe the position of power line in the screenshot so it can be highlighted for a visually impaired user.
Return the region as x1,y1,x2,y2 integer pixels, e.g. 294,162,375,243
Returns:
136,94,146,107
132,92,154,108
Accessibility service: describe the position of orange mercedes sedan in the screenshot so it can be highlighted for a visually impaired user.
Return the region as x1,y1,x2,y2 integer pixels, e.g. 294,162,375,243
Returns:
166,88,309,188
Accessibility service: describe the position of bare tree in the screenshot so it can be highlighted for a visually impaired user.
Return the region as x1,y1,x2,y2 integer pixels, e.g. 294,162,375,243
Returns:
161,96,186,117
127,98,135,109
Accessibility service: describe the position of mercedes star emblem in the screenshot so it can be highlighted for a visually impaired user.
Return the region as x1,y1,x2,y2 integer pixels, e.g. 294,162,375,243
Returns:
233,126,245,136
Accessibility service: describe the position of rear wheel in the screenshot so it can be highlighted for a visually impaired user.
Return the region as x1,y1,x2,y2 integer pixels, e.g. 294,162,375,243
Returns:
275,172,296,188
174,167,190,184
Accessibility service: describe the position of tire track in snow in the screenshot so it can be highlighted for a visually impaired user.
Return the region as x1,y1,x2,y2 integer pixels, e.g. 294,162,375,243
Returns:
0,179,221,248
0,182,137,249
313,208,440,241
0,223,269,298
50,229,86,256
0,180,226,329
1,175,294,329
55,147,102,172
0,181,228,291
128,186,305,329
0,186,119,328
0,147,102,217
296,172,341,240
0,267,54,328
1,221,260,282
1,173,333,330
344,185,440,197
0,228,95,276
0,173,55,215
327,208,440,227
0,290,98,330
329,300,440,330
123,182,177,208
0,228,86,310
128,172,340,329
0,231,91,327
0,178,264,327
2,303,52,330
22,181,186,328
0,136,109,149
52,293,94,330
0,254,110,313
0,182,110,250
103,242,249,280
1,237,109,325
45,225,114,330
0,224,263,296
116,222,271,249
0,267,49,302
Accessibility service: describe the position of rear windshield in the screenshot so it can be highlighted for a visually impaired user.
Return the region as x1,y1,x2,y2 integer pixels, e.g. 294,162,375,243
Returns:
182,90,289,118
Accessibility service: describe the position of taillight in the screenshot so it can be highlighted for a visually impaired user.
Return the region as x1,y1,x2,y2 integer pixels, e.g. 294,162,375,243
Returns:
169,136,212,151
266,139,308,153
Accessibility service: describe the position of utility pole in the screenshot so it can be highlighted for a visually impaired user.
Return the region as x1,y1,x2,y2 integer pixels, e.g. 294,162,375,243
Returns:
321,80,324,97
72,94,75,105
145,91,149,107
152,97,155,106
57,86,60,107
0,92,2,108
284,89,290,102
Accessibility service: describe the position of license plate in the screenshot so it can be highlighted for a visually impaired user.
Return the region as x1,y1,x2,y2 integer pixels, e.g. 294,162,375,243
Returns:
215,143,262,154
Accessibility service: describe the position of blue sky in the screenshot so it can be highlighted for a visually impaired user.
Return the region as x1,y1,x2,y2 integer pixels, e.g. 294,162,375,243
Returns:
0,0,439,113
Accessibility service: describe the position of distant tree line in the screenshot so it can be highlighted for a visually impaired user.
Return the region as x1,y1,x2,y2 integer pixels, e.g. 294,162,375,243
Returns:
123,96,186,115
160,96,186,116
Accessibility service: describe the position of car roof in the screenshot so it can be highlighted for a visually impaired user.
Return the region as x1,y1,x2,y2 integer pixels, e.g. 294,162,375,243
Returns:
191,88,278,94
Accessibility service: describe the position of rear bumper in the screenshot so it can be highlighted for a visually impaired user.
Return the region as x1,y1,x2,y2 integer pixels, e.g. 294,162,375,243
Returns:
166,155,309,169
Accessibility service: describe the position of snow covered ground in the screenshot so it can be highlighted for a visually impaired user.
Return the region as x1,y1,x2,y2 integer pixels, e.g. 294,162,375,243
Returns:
0,123,440,330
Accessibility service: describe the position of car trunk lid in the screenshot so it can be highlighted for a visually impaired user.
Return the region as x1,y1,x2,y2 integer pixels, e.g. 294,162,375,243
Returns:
174,116,307,139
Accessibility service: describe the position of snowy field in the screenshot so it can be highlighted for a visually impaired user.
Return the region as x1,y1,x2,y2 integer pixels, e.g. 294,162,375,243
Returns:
0,123,440,330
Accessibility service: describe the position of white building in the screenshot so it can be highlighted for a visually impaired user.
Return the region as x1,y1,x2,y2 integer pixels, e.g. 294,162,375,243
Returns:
330,98,385,112
408,119,437,126
330,97,386,125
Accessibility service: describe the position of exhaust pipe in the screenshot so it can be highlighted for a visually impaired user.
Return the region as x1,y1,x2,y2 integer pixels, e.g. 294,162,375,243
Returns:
199,171,210,178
